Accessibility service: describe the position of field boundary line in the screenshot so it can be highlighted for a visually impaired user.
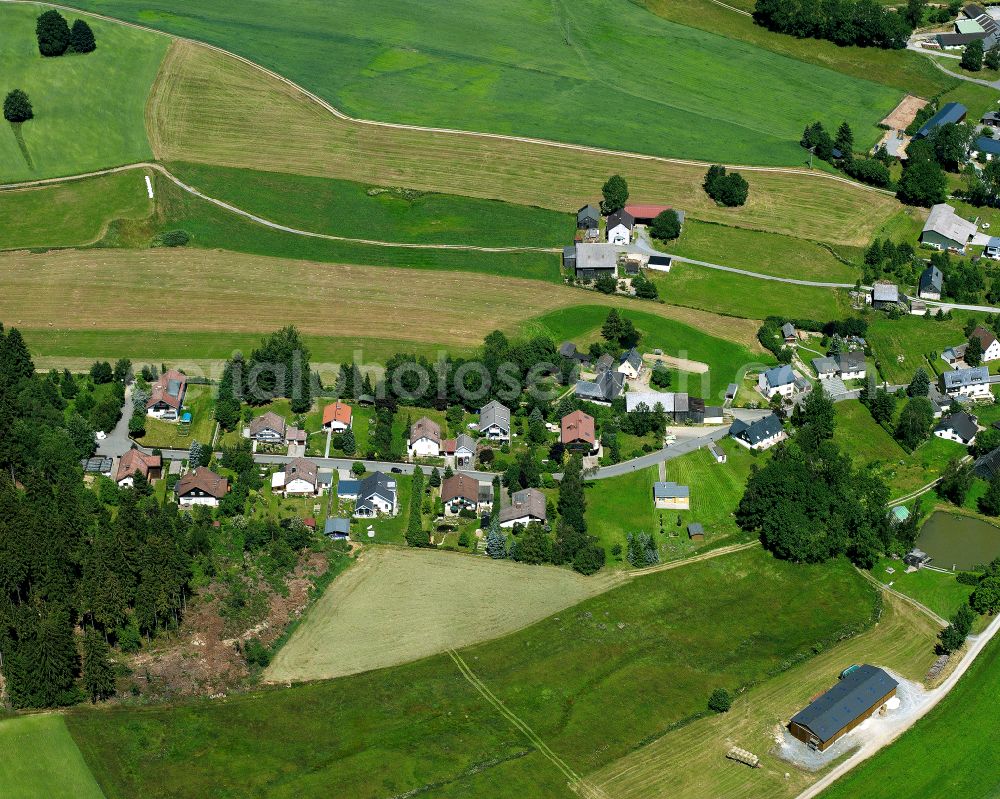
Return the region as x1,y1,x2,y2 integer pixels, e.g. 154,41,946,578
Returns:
855,567,947,627
627,539,760,577
446,648,610,798
0,0,897,198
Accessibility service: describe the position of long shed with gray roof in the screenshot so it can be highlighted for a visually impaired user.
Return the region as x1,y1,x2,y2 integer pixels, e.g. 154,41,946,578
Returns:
788,665,897,751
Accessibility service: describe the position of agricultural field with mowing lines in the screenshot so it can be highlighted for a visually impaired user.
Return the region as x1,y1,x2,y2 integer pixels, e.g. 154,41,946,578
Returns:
75,0,898,165
65,547,877,799
143,41,899,245
0,2,167,181
265,547,621,683
0,714,104,799
0,170,152,249
166,162,571,247
587,591,939,799
820,632,1000,799
668,219,862,283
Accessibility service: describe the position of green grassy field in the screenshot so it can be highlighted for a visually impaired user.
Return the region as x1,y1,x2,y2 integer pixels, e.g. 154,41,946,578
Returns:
833,400,965,499
866,313,972,384
524,305,769,402
667,219,862,283
584,442,754,565
65,547,876,798
820,631,1000,799
167,162,571,247
72,0,898,166
0,170,152,249
0,714,104,799
870,556,974,620
0,3,167,182
653,261,850,321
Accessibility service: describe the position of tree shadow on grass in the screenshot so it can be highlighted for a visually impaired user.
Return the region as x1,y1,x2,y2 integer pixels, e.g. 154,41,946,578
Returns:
9,122,34,170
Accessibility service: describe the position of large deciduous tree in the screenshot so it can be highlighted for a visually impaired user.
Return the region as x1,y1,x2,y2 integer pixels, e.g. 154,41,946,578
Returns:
3,90,33,123
36,9,71,56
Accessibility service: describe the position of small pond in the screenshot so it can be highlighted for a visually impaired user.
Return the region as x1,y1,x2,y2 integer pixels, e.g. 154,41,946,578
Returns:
915,511,1000,571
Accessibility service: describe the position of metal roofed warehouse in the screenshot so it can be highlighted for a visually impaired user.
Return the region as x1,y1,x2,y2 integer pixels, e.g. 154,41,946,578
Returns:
788,665,898,751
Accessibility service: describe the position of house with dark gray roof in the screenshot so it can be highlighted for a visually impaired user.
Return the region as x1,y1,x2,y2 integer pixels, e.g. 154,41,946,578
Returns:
788,665,898,751
941,366,992,400
479,400,511,441
918,264,943,300
781,322,796,344
324,517,350,539
354,472,398,517
934,411,979,445
730,413,785,450
575,369,623,404
837,351,867,380
576,204,600,230
975,445,1000,479
921,203,978,253
870,281,899,310
606,209,635,245
572,243,619,281
617,348,643,379
653,481,689,510
499,487,547,527
912,102,967,140
758,364,795,399
812,356,838,380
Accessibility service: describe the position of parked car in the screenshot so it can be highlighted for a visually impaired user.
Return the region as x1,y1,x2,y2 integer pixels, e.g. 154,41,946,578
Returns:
391,467,403,473
95,431,107,441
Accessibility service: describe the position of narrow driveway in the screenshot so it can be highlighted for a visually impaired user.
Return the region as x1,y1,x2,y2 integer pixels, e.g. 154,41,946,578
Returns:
96,385,134,458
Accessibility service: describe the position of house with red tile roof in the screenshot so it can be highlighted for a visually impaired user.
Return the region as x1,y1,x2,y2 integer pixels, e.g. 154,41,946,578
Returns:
561,410,598,455
116,449,162,487
146,369,187,420
322,401,353,432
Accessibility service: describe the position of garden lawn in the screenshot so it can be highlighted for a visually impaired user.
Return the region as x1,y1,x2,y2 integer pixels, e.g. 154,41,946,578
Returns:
867,312,974,384
0,714,104,799
0,170,152,249
833,401,966,499
65,547,877,799
167,162,571,247
73,0,898,165
142,41,900,245
668,438,755,542
0,3,167,181
869,556,974,620
348,474,412,545
135,383,215,449
819,631,1000,799
666,220,861,283
585,466,658,566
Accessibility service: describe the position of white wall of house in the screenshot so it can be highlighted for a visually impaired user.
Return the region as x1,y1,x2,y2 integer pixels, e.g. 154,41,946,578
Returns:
946,384,993,400
733,431,786,451
283,477,317,496
409,438,440,457
841,368,866,381
324,420,351,432
607,224,630,245
356,494,396,516
618,362,640,379
984,340,1000,362
482,424,509,441
934,428,975,445
655,497,689,510
178,494,220,507
500,514,542,529
757,374,794,399
147,405,178,420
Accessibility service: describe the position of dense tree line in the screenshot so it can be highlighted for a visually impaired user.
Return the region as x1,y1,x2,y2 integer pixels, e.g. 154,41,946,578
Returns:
0,324,198,708
753,0,912,49
737,388,892,567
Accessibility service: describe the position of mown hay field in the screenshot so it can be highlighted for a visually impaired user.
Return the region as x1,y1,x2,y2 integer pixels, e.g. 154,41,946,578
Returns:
145,41,900,246
78,0,898,165
0,2,167,181
265,547,622,682
0,714,105,799
587,592,939,799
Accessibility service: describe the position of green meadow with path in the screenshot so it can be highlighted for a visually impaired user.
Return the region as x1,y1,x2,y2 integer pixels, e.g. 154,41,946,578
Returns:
0,3,167,182
70,0,899,165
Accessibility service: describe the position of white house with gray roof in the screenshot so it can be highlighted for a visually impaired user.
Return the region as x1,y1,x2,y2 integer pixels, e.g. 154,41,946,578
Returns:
617,348,643,379
918,264,943,300
921,203,978,253
870,282,900,310
575,369,624,404
758,364,795,399
653,481,689,510
354,472,398,517
941,366,993,400
934,411,979,445
730,414,785,450
478,400,511,441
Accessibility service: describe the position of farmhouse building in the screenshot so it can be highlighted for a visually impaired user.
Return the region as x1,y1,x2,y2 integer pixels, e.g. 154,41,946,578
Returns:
271,457,321,496
606,209,634,245
781,322,796,345
576,204,600,230
912,102,967,140
617,348,643,379
115,448,161,487
575,368,624,404
146,369,187,420
934,411,979,445
499,487,547,528
971,326,1000,362
409,417,442,458
918,264,943,300
176,467,229,507
571,243,619,281
249,411,287,444
561,410,598,454
479,400,511,441
322,401,352,432
870,282,900,310
837,351,867,380
920,204,978,253
624,204,685,228
730,413,785,450
354,472,398,517
812,356,838,380
788,665,898,751
941,366,993,400
653,481,689,510
758,364,795,399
